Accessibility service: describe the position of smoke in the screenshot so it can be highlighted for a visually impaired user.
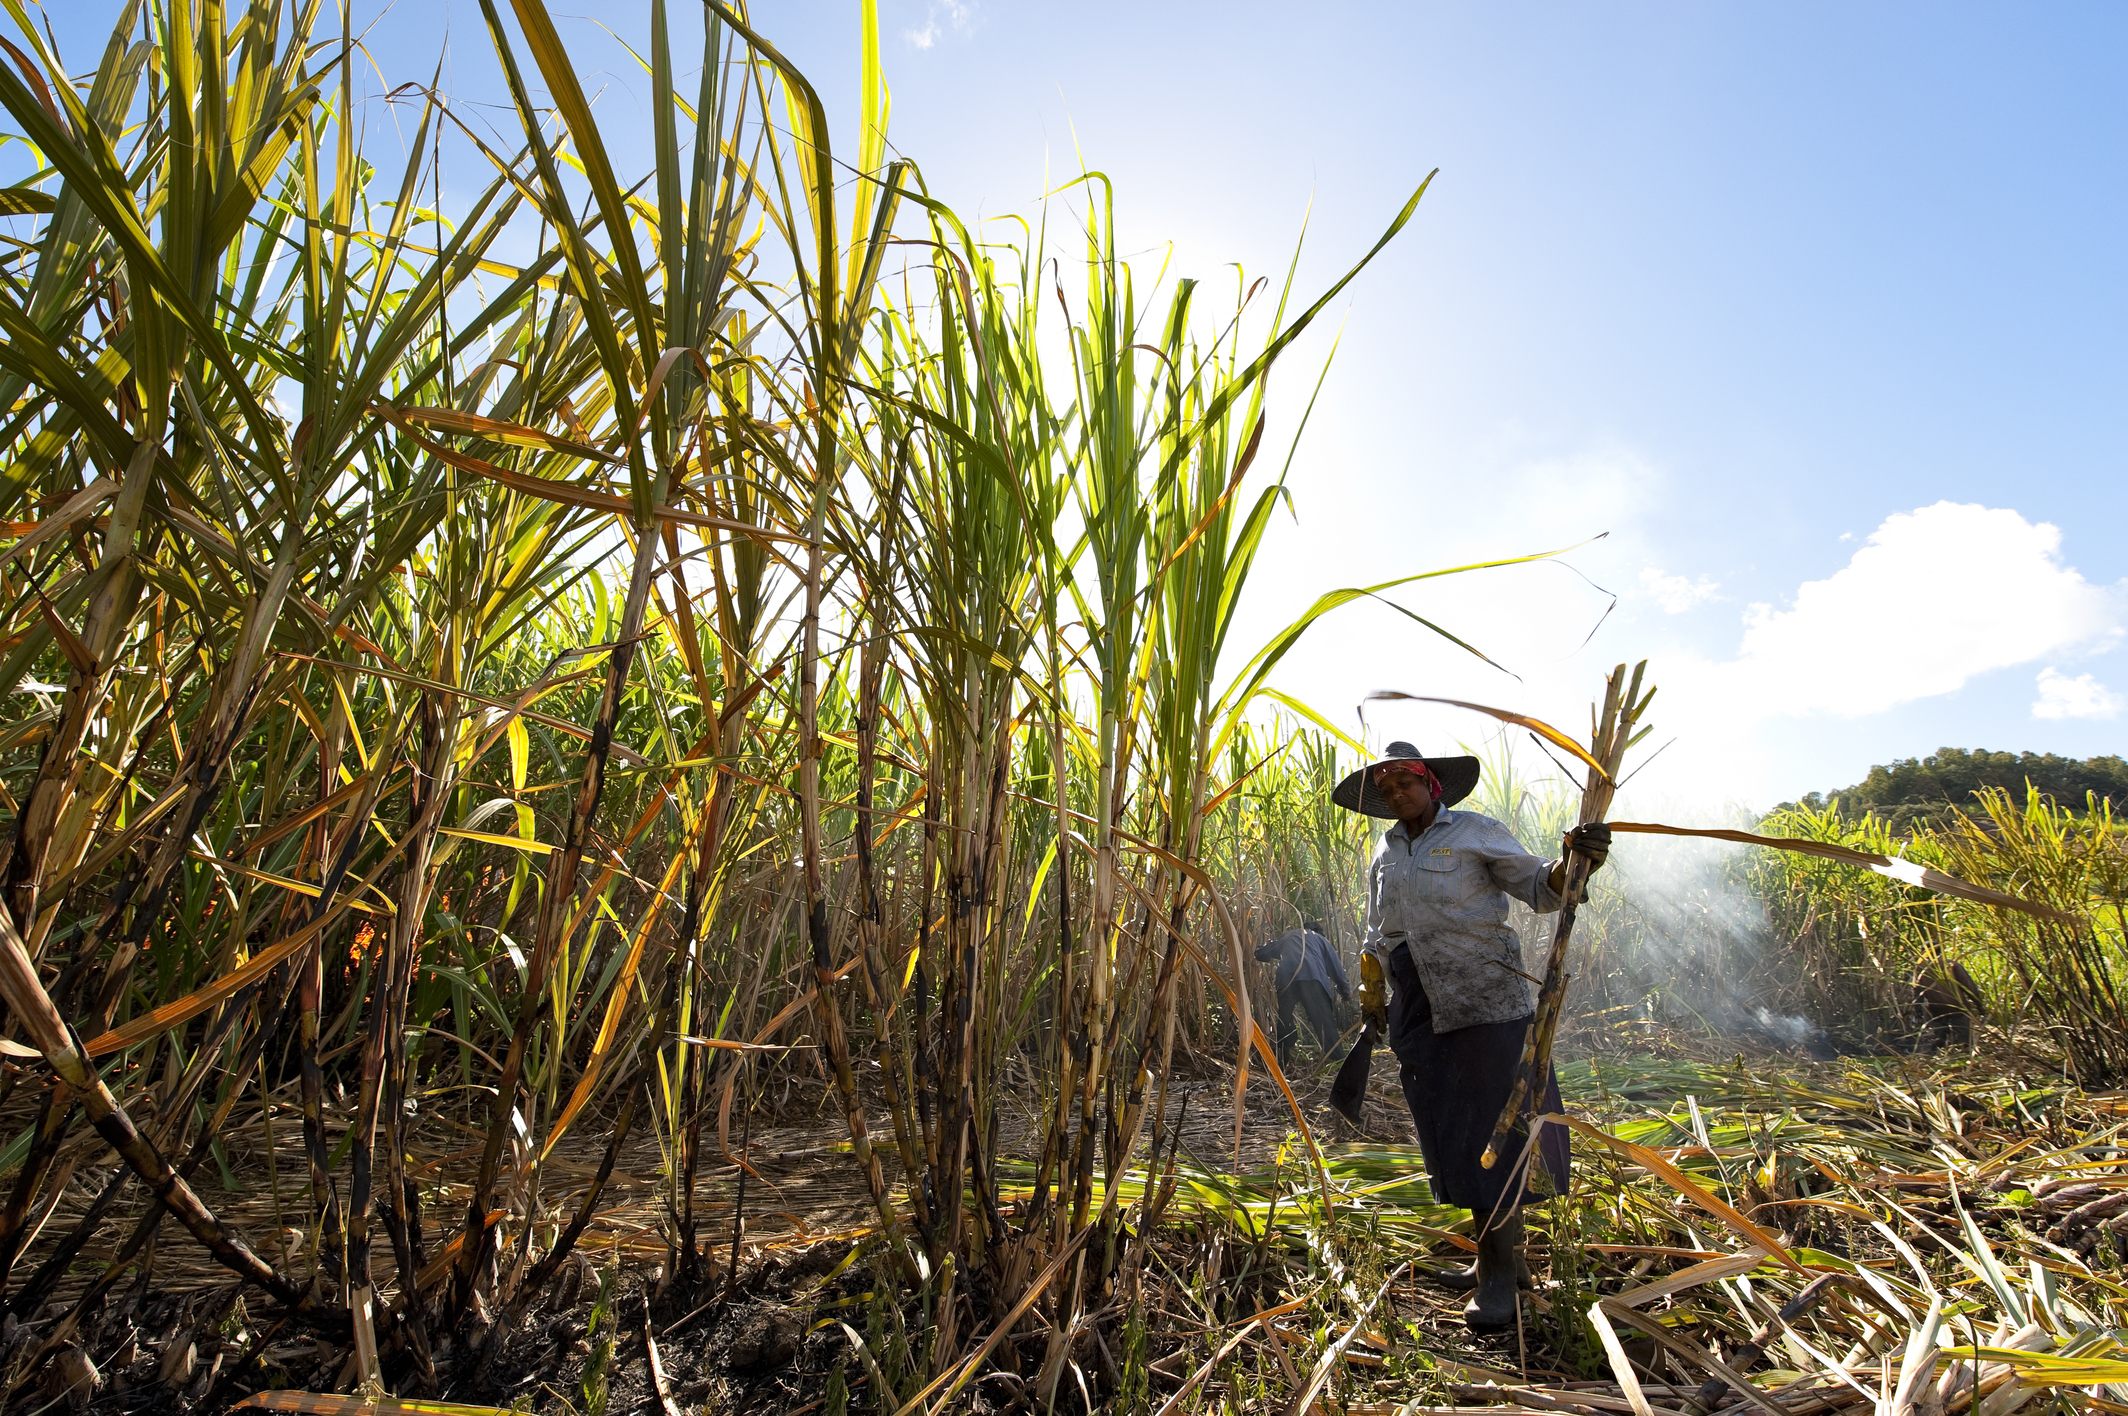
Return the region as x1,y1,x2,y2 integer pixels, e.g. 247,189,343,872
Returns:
1751,1009,1833,1057
1503,800,1851,1055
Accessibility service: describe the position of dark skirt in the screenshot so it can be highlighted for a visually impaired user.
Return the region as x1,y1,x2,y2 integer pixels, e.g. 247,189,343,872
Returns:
1385,947,1569,1214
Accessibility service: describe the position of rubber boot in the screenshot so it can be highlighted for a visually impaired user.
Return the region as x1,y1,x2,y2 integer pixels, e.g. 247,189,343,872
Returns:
1463,1211,1524,1333
1435,1246,1533,1292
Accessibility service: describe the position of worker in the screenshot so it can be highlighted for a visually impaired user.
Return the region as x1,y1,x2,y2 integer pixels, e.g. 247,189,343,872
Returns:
1909,959,1985,1050
1337,741,1610,1333
1254,919,1352,1066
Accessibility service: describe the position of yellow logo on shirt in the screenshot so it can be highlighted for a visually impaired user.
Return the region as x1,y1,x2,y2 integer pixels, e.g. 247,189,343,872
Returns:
1430,848,1452,856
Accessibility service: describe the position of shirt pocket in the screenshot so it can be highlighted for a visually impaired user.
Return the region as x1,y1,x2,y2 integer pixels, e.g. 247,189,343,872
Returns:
1415,849,1465,903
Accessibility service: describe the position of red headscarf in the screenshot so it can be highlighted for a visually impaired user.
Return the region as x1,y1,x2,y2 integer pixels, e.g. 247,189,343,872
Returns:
1373,759,1443,804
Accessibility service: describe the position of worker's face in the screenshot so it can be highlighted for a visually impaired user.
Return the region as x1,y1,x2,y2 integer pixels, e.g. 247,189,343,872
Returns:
1376,768,1436,826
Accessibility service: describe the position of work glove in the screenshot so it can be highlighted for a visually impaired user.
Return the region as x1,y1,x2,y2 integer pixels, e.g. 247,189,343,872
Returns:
1357,952,1389,1033
1562,821,1612,875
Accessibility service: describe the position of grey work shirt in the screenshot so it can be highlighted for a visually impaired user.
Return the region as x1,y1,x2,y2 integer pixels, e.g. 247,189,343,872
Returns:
1361,809,1566,1033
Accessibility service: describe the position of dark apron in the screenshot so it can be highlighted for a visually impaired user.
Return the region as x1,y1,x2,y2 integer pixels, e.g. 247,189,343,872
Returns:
1385,944,1569,1213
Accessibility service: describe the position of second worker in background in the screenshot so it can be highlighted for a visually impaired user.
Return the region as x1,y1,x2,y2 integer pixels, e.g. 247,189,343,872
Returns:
1254,920,1351,1066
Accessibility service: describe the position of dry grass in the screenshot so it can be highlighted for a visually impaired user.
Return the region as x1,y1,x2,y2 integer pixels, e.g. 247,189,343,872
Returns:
958,1034,2128,1416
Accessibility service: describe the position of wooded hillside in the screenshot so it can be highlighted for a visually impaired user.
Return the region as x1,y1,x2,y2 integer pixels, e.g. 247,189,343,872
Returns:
1790,746,2128,830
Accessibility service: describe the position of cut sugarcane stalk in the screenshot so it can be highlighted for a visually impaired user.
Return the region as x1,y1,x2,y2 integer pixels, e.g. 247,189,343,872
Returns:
1480,661,1654,1171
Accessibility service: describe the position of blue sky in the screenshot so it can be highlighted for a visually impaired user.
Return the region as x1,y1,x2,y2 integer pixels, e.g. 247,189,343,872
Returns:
45,2,2128,810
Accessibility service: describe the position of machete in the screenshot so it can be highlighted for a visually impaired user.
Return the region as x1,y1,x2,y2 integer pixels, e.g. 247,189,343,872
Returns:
1328,1020,1378,1124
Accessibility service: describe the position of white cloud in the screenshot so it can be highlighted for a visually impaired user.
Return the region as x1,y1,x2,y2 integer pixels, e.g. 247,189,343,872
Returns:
1639,566,1719,613
2033,666,2123,720
1620,501,2126,807
905,1,975,48
1713,501,2122,718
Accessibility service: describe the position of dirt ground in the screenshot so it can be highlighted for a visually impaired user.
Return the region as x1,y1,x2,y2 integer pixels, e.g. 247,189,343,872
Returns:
0,1034,1727,1415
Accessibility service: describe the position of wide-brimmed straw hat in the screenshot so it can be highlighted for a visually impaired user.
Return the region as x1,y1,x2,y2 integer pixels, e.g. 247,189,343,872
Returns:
1332,741,1481,818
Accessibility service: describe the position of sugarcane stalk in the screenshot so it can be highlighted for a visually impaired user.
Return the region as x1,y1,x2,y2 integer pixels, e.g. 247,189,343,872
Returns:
844,443,928,1234
1691,1273,1845,1410
913,762,942,1181
1479,661,1654,1171
671,872,709,1283
675,670,749,1281
793,381,908,1274
0,909,347,1332
1023,667,1074,1245
1,439,158,937
382,977,435,1387
23,984,299,1353
352,688,452,1387
298,923,341,1291
853,585,932,1233
0,1088,74,1293
12,983,262,1321
456,526,662,1313
968,740,1017,1256
506,942,683,1320
800,613,913,1272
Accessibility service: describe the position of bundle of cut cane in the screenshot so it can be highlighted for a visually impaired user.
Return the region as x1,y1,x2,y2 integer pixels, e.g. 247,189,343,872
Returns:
1479,661,1652,1171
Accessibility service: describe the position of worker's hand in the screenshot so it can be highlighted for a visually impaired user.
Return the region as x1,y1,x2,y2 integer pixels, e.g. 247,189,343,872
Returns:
1563,821,1612,874
1548,822,1613,896
1357,952,1388,1032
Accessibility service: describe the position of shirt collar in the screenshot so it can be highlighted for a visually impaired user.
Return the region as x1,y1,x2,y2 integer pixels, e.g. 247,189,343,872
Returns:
1387,811,1449,844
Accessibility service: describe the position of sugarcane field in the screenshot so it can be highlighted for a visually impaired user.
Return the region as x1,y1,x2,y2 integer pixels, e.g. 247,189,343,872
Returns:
1,3,2126,1416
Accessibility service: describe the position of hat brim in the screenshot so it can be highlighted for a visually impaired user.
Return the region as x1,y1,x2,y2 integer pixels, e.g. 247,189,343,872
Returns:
1332,755,1481,818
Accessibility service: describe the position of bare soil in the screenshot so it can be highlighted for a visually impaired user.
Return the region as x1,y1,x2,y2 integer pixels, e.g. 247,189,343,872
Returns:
0,1028,1857,1415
